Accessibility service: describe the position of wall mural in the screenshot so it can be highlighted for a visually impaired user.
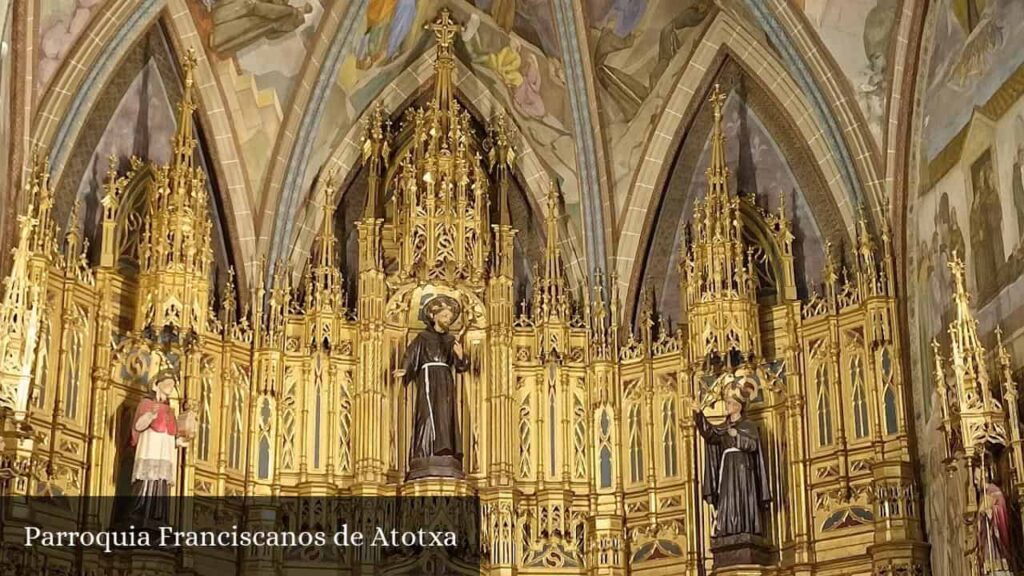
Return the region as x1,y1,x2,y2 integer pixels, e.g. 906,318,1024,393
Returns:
795,0,900,145
185,0,325,188
654,89,825,318
37,0,108,96
581,0,713,218
907,1,1024,574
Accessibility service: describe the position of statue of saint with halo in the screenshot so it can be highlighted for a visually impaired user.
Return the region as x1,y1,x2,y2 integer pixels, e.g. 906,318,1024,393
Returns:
402,293,470,480
693,379,771,539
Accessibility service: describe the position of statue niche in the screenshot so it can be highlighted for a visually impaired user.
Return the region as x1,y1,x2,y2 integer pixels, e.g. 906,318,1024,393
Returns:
401,293,470,480
357,9,524,483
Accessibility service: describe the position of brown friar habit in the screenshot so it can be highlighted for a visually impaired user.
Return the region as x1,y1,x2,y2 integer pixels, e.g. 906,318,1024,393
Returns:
696,412,772,537
403,325,470,462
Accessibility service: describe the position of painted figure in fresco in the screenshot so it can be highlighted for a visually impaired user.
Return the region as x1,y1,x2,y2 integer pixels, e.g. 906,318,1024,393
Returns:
693,385,771,537
936,192,967,262
127,351,194,529
209,0,314,55
357,0,418,70
476,0,561,57
969,151,1005,300
858,0,899,137
1012,116,1024,243
590,0,711,120
515,52,546,117
402,294,470,480
945,0,1004,89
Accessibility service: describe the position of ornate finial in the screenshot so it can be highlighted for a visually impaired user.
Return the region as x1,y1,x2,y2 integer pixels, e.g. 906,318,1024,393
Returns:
25,151,56,257
426,9,460,113
824,242,836,277
315,171,338,265
704,83,730,213
361,103,391,219
309,170,344,311
948,250,967,300
362,103,391,165
182,47,198,85
487,111,517,174
709,83,726,118
224,265,237,305
64,198,83,273
855,204,878,296
173,48,199,166
99,156,125,267
427,8,460,55
536,182,568,323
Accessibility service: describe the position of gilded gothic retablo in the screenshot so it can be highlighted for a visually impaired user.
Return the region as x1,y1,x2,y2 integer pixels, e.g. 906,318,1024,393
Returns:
0,10,928,576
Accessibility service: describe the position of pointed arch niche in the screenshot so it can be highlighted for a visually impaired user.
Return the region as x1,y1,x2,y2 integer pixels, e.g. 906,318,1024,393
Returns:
284,54,586,295
58,24,237,292
633,61,849,320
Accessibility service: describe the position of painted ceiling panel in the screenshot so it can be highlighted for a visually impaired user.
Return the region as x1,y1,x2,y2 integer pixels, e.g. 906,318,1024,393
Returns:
37,0,108,97
298,0,582,235
581,0,713,221
182,0,327,189
795,0,899,145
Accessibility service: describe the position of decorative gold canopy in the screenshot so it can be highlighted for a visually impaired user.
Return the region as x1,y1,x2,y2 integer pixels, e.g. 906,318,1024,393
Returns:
681,84,760,364
136,47,213,339
383,8,494,287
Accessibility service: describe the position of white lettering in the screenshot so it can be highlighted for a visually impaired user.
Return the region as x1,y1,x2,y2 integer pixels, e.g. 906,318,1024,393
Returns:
24,526,40,546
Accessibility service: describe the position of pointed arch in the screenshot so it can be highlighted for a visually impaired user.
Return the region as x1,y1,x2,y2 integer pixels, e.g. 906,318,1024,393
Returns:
282,51,586,288
33,0,162,176
32,1,257,296
615,12,870,311
758,0,886,212
257,0,366,262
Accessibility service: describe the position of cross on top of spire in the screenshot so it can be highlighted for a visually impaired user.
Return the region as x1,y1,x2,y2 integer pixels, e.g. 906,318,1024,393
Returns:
948,250,967,300
428,8,460,57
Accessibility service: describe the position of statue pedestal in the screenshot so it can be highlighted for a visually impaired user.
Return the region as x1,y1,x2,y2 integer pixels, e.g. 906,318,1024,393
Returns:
121,548,177,576
710,533,772,572
399,476,474,497
406,455,464,481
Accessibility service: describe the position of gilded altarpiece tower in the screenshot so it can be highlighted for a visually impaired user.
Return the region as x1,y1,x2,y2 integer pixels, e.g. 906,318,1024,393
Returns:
0,11,929,576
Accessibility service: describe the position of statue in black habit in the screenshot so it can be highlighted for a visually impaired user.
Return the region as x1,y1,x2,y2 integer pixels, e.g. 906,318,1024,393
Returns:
403,294,470,480
694,385,772,566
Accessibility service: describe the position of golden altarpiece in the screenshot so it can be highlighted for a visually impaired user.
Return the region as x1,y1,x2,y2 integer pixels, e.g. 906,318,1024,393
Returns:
0,11,928,576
